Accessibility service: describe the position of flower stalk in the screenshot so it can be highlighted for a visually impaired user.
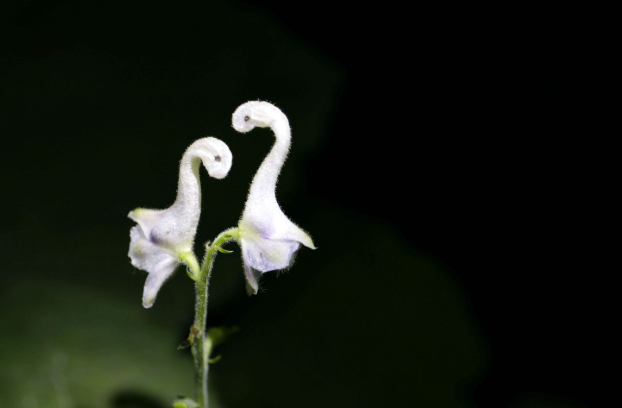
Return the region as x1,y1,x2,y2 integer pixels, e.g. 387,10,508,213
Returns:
191,228,239,408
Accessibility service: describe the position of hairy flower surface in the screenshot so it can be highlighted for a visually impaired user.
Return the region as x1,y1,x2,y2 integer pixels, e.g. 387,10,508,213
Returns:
232,101,315,294
129,137,232,308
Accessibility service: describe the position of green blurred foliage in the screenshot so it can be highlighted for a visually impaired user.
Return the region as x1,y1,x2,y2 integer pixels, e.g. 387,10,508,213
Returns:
0,278,194,407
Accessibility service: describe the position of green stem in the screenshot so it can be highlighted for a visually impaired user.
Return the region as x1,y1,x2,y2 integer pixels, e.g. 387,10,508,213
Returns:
191,227,239,408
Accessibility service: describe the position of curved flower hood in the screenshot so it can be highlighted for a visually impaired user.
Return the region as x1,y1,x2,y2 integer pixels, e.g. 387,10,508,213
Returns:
128,137,232,308
232,101,315,295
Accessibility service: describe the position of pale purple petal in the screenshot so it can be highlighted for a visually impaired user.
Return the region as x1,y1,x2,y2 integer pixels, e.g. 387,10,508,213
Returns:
142,258,178,308
129,226,179,308
243,260,260,296
241,235,300,273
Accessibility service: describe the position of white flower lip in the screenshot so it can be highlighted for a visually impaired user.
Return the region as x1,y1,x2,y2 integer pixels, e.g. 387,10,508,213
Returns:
232,101,315,295
128,137,232,308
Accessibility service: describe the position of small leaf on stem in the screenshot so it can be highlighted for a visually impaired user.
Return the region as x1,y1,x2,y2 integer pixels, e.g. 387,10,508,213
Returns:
177,325,200,350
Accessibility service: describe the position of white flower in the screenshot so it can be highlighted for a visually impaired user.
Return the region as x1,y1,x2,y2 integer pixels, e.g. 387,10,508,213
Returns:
231,101,315,295
128,137,232,308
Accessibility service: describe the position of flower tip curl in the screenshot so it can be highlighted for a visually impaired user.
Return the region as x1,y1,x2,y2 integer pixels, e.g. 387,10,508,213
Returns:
232,100,286,133
196,137,232,180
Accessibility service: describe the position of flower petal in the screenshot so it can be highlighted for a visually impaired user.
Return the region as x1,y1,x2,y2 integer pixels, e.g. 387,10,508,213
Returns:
243,260,261,296
128,208,164,241
129,226,179,308
266,217,315,250
142,259,178,308
241,234,300,273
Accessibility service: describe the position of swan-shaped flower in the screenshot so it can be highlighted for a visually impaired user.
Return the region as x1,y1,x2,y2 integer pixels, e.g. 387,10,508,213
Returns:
232,101,315,295
128,137,232,308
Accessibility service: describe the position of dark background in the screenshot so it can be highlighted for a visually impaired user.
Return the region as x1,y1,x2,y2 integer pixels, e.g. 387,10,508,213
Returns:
0,1,596,407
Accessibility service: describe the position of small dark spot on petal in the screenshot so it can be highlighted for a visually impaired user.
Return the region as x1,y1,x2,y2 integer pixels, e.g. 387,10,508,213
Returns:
244,116,249,122
214,155,221,162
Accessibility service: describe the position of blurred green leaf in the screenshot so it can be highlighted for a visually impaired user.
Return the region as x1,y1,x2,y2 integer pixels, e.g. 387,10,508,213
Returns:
0,279,211,407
